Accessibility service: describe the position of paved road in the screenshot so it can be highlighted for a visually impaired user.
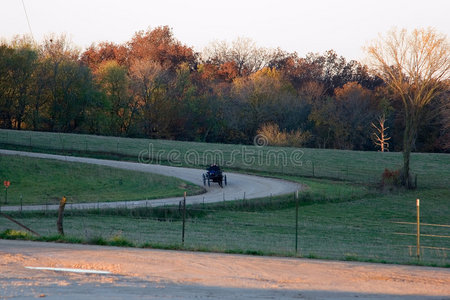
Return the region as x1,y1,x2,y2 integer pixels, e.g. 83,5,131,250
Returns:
1,240,449,299
0,149,301,211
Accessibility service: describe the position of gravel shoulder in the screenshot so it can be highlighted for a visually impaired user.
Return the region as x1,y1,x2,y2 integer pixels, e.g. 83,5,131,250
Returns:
1,240,449,299
0,149,301,211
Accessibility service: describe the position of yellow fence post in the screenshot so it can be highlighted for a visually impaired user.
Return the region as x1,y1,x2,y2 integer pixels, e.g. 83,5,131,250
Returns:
416,198,420,260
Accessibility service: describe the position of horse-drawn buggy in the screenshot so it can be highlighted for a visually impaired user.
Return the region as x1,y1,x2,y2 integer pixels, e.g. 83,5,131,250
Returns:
202,164,227,188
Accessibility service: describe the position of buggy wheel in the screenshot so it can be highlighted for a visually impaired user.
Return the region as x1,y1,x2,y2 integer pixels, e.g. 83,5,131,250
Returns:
207,177,210,187
219,177,223,188
202,174,206,186
224,175,227,186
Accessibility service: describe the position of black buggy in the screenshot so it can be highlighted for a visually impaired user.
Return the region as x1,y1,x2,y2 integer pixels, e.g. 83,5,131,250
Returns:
203,164,227,188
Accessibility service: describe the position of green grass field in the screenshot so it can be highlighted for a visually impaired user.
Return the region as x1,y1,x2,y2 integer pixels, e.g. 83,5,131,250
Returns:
0,129,448,266
2,179,449,266
1,129,449,188
0,155,203,205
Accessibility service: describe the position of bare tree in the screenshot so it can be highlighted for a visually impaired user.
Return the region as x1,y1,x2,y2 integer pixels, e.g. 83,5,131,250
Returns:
366,28,450,188
129,59,169,136
129,59,166,102
41,34,79,61
202,37,275,75
372,114,391,152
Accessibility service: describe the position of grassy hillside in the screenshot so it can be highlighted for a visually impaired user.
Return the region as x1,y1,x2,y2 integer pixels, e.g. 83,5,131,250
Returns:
0,155,202,205
1,129,449,188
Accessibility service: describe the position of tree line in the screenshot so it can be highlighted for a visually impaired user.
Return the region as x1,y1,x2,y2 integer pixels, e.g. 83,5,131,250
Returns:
1,26,448,153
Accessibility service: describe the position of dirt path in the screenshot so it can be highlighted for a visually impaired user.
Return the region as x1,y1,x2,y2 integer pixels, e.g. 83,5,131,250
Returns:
0,149,301,211
1,240,449,299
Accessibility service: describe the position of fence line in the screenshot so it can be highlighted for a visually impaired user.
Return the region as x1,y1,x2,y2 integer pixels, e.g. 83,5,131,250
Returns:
1,193,449,266
393,221,450,228
391,199,450,262
394,232,450,239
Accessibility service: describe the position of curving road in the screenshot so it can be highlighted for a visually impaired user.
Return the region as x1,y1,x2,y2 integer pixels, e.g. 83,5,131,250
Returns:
0,149,301,211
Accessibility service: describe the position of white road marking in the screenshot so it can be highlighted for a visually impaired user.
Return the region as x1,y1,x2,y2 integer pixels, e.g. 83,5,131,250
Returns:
25,266,111,274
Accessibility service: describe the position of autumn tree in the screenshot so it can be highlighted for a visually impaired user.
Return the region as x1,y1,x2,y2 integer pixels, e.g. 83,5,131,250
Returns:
308,82,377,149
335,82,378,149
0,39,38,130
230,67,297,140
13,47,37,129
80,42,128,70
276,55,323,89
367,28,450,188
303,50,380,95
165,62,222,141
39,35,96,132
95,60,131,135
128,26,196,71
0,45,16,128
196,61,240,83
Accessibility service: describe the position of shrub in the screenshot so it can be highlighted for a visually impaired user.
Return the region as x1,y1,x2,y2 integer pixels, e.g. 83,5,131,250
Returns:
381,168,401,187
257,123,310,147
88,236,108,245
0,229,30,240
109,235,134,247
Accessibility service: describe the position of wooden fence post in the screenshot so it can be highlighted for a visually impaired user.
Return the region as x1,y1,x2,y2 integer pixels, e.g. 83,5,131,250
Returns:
182,192,186,245
295,190,299,254
57,196,67,236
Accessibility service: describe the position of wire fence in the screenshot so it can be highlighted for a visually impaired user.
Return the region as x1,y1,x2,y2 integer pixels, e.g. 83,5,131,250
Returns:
1,195,448,267
392,221,450,260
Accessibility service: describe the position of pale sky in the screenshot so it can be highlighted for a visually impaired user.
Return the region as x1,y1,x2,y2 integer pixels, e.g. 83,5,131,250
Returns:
1,0,449,61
